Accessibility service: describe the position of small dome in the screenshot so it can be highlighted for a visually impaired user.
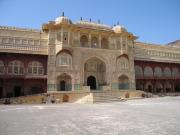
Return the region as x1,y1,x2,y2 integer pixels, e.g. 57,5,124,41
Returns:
55,16,72,24
113,25,127,33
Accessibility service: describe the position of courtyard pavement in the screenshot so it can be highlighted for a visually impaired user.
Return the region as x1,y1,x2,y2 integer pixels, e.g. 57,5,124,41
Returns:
0,97,180,135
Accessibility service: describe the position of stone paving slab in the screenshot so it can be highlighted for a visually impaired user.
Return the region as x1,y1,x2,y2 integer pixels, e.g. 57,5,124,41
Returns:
0,97,180,135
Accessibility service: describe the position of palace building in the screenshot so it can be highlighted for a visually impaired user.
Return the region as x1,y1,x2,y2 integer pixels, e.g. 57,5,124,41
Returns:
0,14,180,99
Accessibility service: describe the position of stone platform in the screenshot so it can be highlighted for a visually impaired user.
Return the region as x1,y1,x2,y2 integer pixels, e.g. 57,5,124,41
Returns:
0,90,145,104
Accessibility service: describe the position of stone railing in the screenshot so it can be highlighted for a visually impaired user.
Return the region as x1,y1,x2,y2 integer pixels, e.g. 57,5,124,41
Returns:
134,47,180,62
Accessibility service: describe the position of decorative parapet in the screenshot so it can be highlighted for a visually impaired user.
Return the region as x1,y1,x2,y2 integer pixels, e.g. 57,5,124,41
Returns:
134,42,180,63
0,26,40,32
0,26,48,55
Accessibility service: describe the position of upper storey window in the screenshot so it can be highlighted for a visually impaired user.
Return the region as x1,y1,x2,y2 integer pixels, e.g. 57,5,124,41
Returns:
172,67,179,77
91,37,98,48
117,56,129,71
154,67,162,77
28,61,44,75
56,31,68,44
164,67,171,77
0,61,4,74
116,39,121,49
80,35,88,47
57,52,72,67
135,65,143,77
144,66,153,77
122,37,126,50
63,32,68,44
8,60,24,75
101,38,109,49
57,32,61,42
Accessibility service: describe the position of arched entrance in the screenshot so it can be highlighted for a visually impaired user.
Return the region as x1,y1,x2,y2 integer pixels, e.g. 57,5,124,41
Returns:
145,82,153,93
175,83,180,92
87,76,96,90
14,86,21,97
60,80,66,91
84,57,106,90
57,73,72,91
155,82,163,93
118,75,129,89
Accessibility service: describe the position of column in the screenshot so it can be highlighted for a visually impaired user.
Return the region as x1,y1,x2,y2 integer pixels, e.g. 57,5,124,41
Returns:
98,35,101,48
88,34,91,48
162,81,165,93
61,29,63,43
68,31,70,46
78,31,80,46
120,37,122,53
126,36,128,50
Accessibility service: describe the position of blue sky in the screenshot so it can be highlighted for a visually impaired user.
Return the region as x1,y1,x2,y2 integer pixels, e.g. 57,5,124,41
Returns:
0,0,180,44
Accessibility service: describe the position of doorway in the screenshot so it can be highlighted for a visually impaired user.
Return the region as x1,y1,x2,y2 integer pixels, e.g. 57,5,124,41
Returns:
87,76,96,90
60,80,66,91
14,86,21,97
0,87,2,98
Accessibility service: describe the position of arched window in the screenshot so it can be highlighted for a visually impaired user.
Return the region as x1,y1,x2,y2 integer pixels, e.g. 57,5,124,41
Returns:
0,61,4,74
101,38,109,49
144,66,153,77
154,66,162,77
172,67,179,77
91,37,98,48
164,67,171,77
135,65,143,77
57,53,72,67
28,61,44,75
80,35,88,47
117,56,129,71
8,60,24,75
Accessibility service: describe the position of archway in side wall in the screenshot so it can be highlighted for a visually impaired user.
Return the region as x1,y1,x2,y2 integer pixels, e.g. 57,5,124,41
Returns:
175,83,180,92
145,82,153,93
118,75,129,89
136,81,143,90
155,82,163,93
84,57,106,90
57,73,72,91
164,82,172,93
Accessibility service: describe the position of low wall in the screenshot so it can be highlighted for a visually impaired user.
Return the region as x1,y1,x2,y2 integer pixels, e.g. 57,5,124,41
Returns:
0,90,146,104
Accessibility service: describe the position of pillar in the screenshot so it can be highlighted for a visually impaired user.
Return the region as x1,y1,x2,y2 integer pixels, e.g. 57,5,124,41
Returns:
98,35,101,48
88,34,91,48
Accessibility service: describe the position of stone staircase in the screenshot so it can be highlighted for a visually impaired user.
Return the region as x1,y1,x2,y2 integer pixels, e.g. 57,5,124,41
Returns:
92,91,125,103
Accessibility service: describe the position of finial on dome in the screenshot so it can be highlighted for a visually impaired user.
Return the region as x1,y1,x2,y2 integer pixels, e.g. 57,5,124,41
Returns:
62,12,64,17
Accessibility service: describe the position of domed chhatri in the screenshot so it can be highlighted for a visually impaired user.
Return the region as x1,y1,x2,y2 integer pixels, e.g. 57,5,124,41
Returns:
55,16,72,24
55,12,72,24
113,25,127,33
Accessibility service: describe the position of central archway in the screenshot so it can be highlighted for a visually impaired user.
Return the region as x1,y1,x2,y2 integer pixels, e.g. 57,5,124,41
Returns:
84,57,106,90
60,80,66,91
87,76,96,90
